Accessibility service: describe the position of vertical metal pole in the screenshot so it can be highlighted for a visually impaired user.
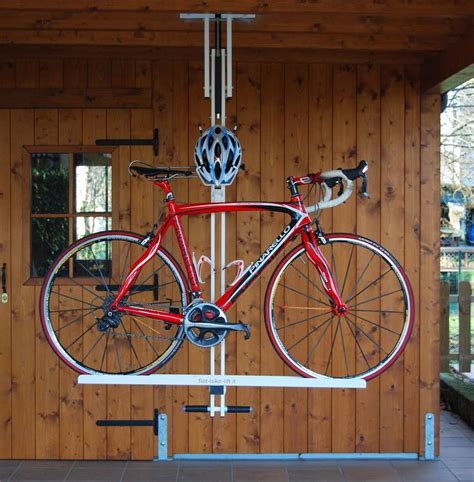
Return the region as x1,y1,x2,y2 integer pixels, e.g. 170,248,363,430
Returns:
210,49,216,125
226,15,233,98
204,16,210,98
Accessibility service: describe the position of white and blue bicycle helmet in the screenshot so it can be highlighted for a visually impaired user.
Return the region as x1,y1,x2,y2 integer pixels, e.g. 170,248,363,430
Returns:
194,125,242,187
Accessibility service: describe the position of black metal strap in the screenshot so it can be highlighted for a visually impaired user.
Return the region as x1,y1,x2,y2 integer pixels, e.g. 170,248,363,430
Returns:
96,128,159,156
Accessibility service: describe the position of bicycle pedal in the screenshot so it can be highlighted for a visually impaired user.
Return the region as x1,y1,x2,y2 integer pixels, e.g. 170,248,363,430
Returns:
238,320,251,340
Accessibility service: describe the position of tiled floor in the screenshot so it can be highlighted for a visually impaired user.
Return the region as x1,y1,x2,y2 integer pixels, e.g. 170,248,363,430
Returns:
1,409,473,481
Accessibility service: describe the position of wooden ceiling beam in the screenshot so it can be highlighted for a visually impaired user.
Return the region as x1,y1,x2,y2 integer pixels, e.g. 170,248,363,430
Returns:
0,10,468,36
0,29,456,51
1,1,473,16
422,29,474,93
0,45,426,64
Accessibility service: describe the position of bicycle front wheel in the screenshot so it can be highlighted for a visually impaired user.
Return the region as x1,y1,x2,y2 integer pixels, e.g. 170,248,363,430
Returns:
40,231,189,375
264,234,414,380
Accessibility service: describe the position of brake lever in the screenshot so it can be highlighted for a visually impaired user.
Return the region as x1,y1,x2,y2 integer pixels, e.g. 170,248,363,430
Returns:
359,174,370,199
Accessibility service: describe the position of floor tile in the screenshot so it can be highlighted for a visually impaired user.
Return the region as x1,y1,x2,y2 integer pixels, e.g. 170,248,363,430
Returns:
342,463,402,481
123,468,178,481
66,468,124,480
287,465,344,481
10,467,71,480
449,467,474,481
442,457,474,469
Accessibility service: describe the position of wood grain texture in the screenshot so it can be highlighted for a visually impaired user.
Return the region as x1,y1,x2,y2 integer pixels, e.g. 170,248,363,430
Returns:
259,62,285,454
10,109,35,458
331,64,357,453
355,63,381,453
283,63,309,454
403,64,421,453
419,93,440,456
307,63,333,453
0,110,12,458
236,62,261,454
380,65,405,453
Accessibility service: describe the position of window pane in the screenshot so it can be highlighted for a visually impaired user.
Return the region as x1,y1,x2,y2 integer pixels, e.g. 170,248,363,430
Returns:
75,216,112,240
74,153,112,213
31,218,69,277
31,153,69,214
73,237,112,278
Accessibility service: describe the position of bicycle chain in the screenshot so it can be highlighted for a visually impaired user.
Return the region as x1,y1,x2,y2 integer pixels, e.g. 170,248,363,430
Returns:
113,331,178,341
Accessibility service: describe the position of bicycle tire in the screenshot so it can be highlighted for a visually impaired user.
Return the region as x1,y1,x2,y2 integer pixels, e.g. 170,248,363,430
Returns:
39,231,190,375
264,233,414,380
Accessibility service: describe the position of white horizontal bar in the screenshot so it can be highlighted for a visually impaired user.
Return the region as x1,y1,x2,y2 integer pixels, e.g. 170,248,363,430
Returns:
78,374,366,389
172,452,419,461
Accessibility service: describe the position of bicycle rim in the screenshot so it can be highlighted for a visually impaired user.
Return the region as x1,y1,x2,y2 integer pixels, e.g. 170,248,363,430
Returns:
40,231,189,375
264,234,414,380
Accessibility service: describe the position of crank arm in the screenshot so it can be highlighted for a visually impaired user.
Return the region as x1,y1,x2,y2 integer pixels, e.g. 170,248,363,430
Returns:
185,321,250,339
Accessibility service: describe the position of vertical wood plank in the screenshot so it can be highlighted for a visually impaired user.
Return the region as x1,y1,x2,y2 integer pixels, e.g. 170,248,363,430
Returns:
136,61,152,89
355,63,381,453
187,61,212,454
332,64,357,453
105,108,132,460
0,110,12,458
130,107,155,460
152,61,177,458
88,60,112,88
419,92,440,456
10,109,35,458
39,59,63,88
59,110,82,146
259,62,285,454
308,63,333,453
283,63,309,454
82,109,107,460
34,109,58,145
236,62,261,453
380,65,405,453
112,59,136,88
403,64,421,453
170,61,190,456
16,60,39,88
0,60,15,86
63,59,87,89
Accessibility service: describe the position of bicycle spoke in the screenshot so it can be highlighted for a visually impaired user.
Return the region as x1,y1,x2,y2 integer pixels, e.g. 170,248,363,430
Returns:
345,252,376,302
352,308,404,314
348,288,402,309
351,311,402,336
279,283,331,308
277,309,332,331
306,315,333,366
129,317,162,357
65,321,97,350
112,333,123,373
324,318,341,376
50,306,100,313
128,263,166,296
286,314,334,352
62,270,105,300
51,289,99,309
340,244,355,298
120,321,141,367
100,330,110,371
345,316,388,356
55,306,100,333
339,317,350,376
290,263,332,306
119,242,132,285
344,317,371,370
83,331,106,363
346,268,392,304
88,246,111,296
126,280,176,297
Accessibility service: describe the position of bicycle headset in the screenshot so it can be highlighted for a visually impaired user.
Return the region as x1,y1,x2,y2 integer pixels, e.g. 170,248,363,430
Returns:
194,125,242,187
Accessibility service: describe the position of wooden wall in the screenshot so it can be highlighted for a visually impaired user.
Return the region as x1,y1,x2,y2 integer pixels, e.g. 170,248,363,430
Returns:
0,57,440,459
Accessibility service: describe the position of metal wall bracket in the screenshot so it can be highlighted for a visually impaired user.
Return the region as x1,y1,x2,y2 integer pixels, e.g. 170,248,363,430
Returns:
156,413,169,461
424,412,435,460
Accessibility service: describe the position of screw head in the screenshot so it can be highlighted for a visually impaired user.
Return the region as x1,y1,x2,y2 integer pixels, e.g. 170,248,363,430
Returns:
427,441,432,445
160,415,166,420
160,441,165,446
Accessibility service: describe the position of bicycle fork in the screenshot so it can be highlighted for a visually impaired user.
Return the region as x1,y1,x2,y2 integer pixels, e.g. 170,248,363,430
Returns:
301,227,348,316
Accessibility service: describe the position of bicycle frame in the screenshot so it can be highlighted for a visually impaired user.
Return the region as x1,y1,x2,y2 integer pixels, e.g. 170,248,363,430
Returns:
111,179,346,324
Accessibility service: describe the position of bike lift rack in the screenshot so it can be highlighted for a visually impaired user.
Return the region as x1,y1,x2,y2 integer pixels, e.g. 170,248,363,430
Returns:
79,12,370,461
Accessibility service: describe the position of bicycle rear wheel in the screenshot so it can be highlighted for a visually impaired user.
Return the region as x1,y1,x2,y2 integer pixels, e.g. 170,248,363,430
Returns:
264,234,414,380
40,231,189,375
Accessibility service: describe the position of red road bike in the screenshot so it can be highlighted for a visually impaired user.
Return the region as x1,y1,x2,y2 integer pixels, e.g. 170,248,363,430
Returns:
40,161,414,380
